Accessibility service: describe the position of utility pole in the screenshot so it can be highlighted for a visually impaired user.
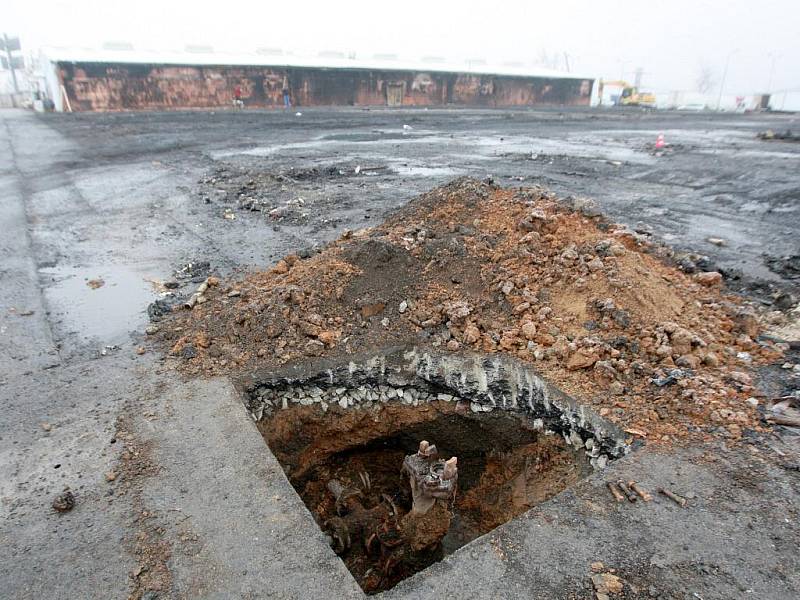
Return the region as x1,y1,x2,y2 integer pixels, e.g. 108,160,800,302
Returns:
716,49,738,111
1,33,22,107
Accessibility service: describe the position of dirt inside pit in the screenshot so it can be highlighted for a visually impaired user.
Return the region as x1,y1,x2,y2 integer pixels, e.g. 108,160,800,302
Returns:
258,400,589,594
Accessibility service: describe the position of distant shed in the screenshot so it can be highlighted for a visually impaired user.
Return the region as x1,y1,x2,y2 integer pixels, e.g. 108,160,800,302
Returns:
41,48,594,112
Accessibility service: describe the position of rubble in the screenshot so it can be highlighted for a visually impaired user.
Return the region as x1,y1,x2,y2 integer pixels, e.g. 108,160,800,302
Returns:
159,178,783,443
52,490,75,512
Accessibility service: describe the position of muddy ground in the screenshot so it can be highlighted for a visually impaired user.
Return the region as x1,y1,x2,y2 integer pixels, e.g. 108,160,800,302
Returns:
1,106,799,599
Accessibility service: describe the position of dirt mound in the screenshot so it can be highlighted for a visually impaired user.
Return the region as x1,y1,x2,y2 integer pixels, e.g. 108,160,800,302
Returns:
159,178,785,442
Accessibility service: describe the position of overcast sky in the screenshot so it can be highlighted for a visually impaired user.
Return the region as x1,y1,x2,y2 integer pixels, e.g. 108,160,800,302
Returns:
6,0,799,94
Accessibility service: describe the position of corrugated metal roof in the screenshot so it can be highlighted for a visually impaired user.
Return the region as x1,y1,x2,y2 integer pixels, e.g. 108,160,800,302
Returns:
40,46,592,80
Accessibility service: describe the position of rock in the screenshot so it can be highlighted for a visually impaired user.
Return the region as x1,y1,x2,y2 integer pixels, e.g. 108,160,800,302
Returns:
655,344,673,357
272,260,290,274
609,381,625,395
360,302,386,318
591,561,605,573
587,257,605,272
318,330,338,346
707,237,727,246
517,209,548,232
227,290,241,298
180,344,197,359
567,347,600,370
463,324,481,344
513,301,531,314
675,354,700,369
52,490,75,512
444,300,471,321
731,307,759,338
105,471,117,482
703,352,720,367
729,371,752,385
145,324,159,335
500,281,515,295
669,327,694,355
561,247,579,260
520,231,541,245
399,300,408,313
693,271,723,286
727,423,742,437
536,333,556,346
446,339,461,351
305,313,325,327
41,422,52,432
521,321,537,340
147,299,173,322
499,330,519,350
136,346,146,355
592,572,624,595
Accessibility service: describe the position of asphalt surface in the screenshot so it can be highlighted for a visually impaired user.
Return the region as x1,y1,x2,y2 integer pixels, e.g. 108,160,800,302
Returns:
1,107,799,599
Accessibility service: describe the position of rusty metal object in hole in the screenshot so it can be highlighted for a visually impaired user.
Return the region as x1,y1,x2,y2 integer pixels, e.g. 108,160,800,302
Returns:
322,438,459,585
616,480,638,502
401,440,458,515
607,481,625,502
657,487,687,507
628,481,653,502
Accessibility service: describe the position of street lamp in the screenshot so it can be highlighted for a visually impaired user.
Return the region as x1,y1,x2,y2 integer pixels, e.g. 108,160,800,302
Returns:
716,48,739,111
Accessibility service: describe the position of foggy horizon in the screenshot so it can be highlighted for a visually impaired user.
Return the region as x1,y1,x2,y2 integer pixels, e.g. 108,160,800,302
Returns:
5,0,799,95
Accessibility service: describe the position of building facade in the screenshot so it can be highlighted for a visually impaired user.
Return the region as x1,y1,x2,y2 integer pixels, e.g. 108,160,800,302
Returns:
46,55,593,111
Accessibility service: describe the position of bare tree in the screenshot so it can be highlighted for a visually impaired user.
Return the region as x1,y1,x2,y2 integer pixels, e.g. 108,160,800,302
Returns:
696,65,716,94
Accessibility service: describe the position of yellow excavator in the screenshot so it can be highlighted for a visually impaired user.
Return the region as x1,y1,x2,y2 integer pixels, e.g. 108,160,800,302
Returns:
598,80,657,107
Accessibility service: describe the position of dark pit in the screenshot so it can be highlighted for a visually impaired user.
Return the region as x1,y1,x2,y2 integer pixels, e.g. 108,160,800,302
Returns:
260,401,588,593
242,350,629,594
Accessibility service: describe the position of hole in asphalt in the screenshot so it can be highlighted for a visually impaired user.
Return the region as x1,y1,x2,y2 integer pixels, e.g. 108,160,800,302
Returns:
243,351,629,594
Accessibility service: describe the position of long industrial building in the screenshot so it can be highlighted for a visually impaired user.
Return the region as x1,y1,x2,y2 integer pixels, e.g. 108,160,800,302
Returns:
40,48,594,112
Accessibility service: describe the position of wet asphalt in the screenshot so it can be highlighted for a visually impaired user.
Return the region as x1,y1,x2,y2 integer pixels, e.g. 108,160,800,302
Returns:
1,107,799,599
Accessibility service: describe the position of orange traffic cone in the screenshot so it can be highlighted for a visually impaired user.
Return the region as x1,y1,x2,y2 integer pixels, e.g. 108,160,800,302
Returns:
655,133,666,150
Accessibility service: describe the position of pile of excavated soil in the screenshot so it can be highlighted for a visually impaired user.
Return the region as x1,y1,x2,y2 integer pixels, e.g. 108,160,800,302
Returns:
159,178,786,443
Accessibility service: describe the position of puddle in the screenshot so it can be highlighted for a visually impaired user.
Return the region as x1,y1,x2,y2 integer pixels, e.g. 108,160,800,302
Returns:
471,134,654,165
212,130,439,159
389,162,462,177
321,130,435,143
243,349,627,594
39,265,157,342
